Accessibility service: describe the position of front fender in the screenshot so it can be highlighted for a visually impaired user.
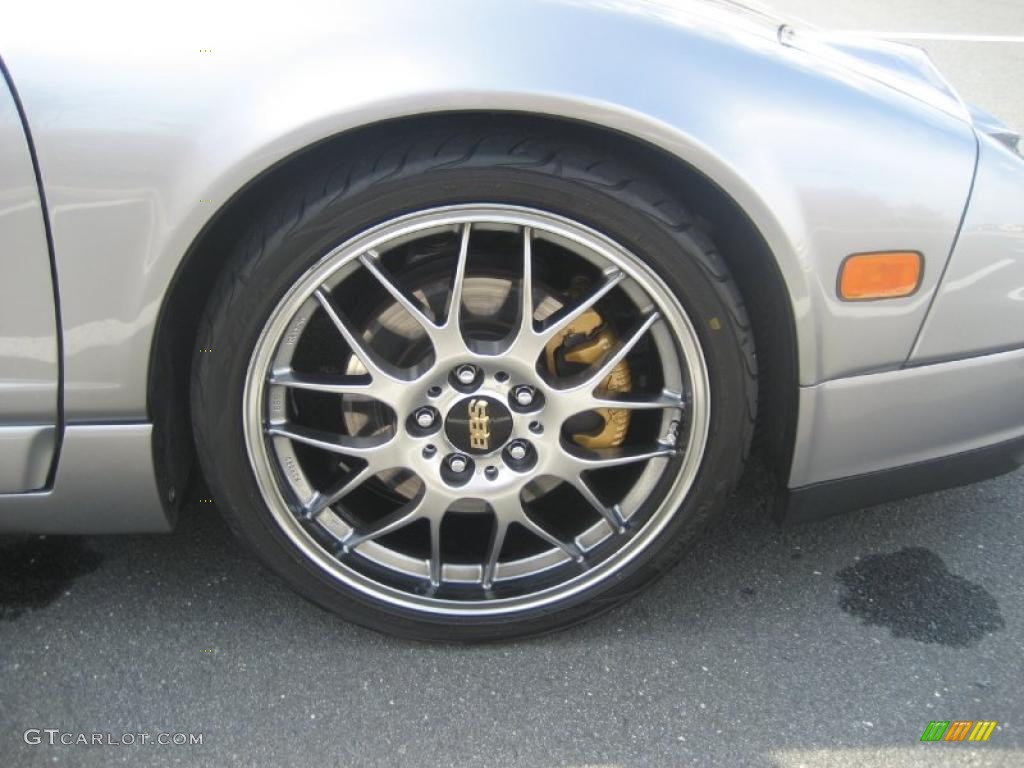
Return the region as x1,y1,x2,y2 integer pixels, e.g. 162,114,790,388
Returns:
910,133,1024,363
2,0,977,419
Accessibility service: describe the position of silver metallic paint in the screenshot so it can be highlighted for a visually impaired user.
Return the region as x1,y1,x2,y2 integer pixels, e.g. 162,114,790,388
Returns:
0,68,58,491
0,0,1018,529
0,66,57,493
911,134,1024,362
790,348,1024,487
0,0,977,425
779,25,968,121
0,74,57,422
0,426,55,492
0,424,171,533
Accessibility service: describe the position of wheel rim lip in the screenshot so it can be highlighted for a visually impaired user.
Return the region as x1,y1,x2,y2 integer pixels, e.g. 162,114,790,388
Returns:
243,204,711,617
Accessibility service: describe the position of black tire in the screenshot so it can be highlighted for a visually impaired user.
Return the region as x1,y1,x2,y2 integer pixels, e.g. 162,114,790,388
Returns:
192,121,757,641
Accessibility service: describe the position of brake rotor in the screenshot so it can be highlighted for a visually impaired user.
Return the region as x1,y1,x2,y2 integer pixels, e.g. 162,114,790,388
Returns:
544,307,631,449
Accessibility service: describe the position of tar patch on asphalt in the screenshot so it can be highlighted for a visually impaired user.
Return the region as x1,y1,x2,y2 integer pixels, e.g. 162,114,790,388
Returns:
835,547,1004,648
0,536,103,621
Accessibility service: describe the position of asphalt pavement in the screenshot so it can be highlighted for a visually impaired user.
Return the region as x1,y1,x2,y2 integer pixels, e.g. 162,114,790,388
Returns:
1,1,1022,766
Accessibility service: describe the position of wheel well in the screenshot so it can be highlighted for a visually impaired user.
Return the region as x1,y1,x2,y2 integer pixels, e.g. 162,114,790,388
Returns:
148,112,798,512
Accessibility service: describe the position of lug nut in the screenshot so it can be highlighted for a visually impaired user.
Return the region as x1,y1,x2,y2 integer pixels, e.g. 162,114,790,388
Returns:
503,439,536,472
507,441,529,461
415,408,436,429
448,454,469,474
455,364,477,385
513,386,535,407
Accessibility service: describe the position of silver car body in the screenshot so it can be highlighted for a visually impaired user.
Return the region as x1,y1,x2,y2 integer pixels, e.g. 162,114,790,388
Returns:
0,0,1022,531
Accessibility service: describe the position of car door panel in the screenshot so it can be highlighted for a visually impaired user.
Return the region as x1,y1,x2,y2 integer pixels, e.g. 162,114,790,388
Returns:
0,65,58,492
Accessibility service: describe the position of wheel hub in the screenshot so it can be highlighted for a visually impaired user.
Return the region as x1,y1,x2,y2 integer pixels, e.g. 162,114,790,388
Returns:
444,393,514,456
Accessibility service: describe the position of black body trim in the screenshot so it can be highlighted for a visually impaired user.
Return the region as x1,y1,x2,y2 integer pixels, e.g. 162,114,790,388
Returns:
777,435,1024,524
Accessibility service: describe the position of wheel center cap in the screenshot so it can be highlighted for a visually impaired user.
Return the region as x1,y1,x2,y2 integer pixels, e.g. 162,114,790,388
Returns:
445,395,514,456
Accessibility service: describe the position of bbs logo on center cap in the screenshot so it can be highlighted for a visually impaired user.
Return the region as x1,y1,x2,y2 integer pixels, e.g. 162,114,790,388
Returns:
446,395,513,456
468,399,491,450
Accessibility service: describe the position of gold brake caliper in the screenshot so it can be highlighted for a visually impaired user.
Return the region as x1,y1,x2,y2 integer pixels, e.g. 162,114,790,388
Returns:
544,308,631,449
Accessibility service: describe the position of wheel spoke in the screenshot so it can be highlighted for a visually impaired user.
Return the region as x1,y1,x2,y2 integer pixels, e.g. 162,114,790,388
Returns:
340,493,426,552
447,223,471,330
267,423,394,458
269,370,374,396
516,514,584,562
314,289,406,384
414,222,473,358
518,227,535,340
561,311,660,394
304,465,374,517
587,390,684,412
569,475,626,534
565,443,676,470
482,518,509,589
534,270,625,348
487,494,584,579
359,250,442,337
428,517,443,588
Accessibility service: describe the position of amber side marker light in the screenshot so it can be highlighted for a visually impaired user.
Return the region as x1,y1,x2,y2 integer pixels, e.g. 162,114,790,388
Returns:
839,251,923,301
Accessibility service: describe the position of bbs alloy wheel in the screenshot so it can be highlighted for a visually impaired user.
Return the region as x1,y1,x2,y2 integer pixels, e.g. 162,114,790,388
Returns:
249,205,706,608
194,127,755,640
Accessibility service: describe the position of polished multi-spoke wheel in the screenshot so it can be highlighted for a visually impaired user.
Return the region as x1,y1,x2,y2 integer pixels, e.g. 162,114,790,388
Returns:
248,205,705,606
194,126,756,640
